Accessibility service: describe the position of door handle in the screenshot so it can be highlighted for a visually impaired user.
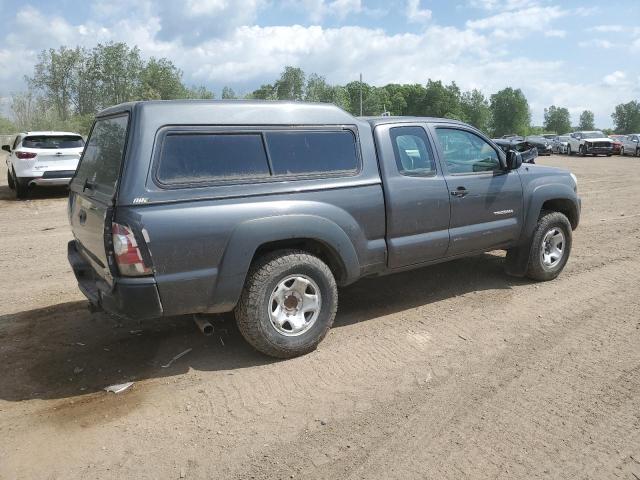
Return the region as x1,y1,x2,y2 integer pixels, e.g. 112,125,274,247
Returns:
451,187,468,198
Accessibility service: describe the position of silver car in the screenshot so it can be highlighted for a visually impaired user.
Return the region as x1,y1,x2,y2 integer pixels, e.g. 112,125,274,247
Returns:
619,134,640,157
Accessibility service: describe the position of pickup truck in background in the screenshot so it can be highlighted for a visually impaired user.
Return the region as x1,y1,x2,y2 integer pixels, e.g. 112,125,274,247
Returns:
67,101,581,358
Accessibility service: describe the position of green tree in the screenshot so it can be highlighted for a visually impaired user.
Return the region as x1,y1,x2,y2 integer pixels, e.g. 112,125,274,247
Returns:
543,105,571,134
611,101,640,133
0,115,15,134
578,110,595,130
489,87,531,137
184,85,215,99
30,46,83,120
421,80,462,119
460,89,491,132
249,83,277,100
274,66,305,101
140,57,186,100
94,42,144,106
221,86,237,99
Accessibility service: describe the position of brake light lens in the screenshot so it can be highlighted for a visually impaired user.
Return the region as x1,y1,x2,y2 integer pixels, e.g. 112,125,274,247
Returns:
16,151,37,159
112,223,152,276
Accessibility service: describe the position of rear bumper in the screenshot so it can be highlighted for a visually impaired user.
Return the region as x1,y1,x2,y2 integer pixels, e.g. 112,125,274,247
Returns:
68,240,163,320
18,170,76,187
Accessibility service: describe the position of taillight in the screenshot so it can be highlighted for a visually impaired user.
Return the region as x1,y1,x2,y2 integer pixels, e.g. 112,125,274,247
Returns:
112,222,152,276
16,151,37,159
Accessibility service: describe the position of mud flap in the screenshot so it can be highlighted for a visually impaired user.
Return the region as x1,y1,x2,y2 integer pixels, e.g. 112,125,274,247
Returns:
504,242,531,277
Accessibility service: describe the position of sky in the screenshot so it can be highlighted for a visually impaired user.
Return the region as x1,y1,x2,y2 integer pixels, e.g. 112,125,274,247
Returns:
0,0,638,127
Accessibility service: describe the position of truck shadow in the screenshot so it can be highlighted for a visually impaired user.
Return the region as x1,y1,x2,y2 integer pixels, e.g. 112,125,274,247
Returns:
0,252,529,402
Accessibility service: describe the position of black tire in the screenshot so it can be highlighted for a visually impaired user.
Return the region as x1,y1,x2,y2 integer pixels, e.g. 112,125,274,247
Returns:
636,148,640,157
579,145,586,157
14,176,29,199
7,169,15,190
235,250,338,358
526,211,572,282
567,145,572,156
620,147,625,156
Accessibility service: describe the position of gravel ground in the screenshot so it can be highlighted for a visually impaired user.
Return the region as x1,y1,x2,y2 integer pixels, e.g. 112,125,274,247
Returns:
0,154,639,479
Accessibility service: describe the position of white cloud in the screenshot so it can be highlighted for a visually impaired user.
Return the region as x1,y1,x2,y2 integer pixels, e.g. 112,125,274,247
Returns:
578,39,617,49
405,0,432,23
467,0,538,11
602,71,628,87
290,0,364,22
467,6,568,34
544,29,566,38
589,24,623,33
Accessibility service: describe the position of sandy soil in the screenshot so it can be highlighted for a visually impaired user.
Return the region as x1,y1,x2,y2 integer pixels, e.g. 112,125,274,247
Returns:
0,153,639,479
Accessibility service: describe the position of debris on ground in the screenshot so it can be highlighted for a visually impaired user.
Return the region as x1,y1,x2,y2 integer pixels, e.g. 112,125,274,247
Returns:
104,382,134,394
161,348,193,368
73,366,84,374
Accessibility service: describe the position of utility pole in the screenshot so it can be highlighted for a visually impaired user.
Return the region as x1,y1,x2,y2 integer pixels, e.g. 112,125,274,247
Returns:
359,73,363,116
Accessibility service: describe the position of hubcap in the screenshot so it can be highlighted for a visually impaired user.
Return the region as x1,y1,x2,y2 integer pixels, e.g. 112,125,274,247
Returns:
268,275,321,336
540,228,565,269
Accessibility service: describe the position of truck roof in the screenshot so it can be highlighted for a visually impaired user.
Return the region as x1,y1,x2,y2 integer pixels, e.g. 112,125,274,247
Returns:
362,116,470,127
96,100,361,126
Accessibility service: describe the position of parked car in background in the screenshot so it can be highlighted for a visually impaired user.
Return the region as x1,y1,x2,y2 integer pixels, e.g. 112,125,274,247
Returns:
552,135,571,154
67,100,580,358
567,131,613,157
618,134,640,156
608,135,624,154
525,135,553,156
493,138,537,163
2,131,85,199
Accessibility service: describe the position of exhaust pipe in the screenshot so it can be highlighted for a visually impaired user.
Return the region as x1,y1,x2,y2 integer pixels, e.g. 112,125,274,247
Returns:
193,315,214,336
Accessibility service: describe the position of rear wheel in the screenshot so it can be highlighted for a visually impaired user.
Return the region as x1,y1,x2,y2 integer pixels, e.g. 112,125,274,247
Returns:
7,169,15,190
235,250,338,358
526,211,572,281
14,174,28,200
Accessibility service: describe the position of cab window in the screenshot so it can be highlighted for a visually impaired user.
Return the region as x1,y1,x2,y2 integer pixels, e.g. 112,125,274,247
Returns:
389,126,436,176
435,128,501,174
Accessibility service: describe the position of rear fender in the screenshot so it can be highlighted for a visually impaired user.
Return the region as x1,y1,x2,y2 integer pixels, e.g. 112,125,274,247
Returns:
210,215,361,312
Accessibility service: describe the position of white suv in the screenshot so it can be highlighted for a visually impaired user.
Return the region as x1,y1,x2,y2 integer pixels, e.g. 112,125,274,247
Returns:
3,131,85,199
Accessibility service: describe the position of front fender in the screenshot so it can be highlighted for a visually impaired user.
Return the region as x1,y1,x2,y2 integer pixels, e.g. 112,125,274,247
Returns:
209,214,361,312
506,176,579,277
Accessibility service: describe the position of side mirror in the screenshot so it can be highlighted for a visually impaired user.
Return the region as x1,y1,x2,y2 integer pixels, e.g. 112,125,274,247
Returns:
1,145,10,152
506,150,523,170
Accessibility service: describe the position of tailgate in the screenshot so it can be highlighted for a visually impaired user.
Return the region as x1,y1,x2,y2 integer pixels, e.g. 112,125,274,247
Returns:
68,114,129,283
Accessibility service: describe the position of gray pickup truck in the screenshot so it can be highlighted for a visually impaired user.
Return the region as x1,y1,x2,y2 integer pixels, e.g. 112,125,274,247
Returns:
67,100,580,358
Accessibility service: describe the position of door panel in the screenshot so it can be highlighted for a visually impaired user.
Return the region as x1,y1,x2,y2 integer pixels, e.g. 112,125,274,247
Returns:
374,124,451,268
431,126,523,256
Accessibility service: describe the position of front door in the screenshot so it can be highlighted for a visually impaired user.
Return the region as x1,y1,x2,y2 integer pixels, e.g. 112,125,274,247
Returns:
374,124,451,268
431,126,524,256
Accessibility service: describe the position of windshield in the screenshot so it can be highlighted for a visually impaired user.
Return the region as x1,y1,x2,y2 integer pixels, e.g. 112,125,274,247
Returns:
72,115,128,198
22,135,84,149
583,132,605,139
558,136,570,141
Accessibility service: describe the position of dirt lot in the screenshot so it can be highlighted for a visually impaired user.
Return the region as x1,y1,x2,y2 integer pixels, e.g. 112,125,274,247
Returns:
0,153,639,479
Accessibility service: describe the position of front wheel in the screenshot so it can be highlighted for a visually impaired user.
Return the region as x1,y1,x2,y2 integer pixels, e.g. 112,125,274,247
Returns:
235,250,338,358
567,145,572,156
620,147,625,156
579,145,586,157
526,211,572,281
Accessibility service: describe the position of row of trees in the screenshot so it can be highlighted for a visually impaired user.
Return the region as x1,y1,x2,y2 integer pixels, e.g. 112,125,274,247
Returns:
1,43,640,136
4,43,214,135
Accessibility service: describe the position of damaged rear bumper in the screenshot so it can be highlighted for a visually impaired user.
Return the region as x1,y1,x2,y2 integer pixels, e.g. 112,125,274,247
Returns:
68,240,163,320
